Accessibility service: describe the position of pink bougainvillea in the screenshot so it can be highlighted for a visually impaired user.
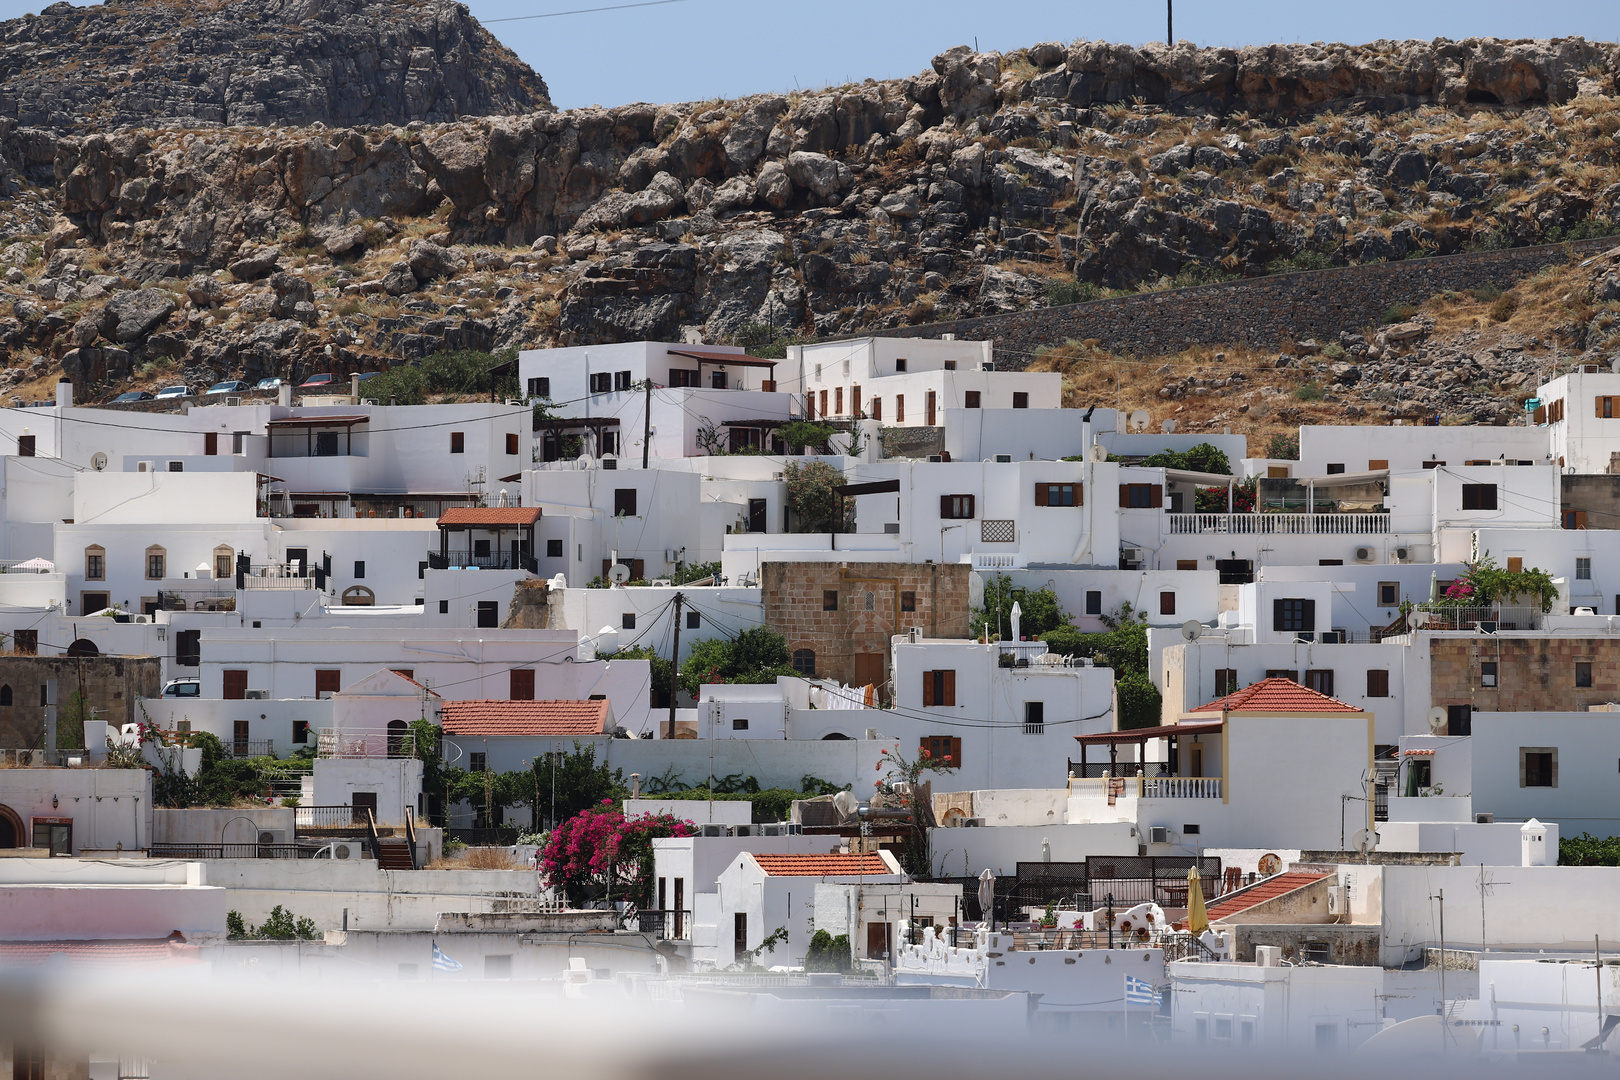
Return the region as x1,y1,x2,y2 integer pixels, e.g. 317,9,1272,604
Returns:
539,808,695,907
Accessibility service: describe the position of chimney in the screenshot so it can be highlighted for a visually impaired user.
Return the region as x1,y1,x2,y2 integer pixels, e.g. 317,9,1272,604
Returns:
278,382,292,407
55,378,72,408
350,372,361,404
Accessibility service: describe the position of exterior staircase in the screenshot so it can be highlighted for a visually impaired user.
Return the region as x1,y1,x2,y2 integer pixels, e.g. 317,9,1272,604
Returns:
375,838,416,870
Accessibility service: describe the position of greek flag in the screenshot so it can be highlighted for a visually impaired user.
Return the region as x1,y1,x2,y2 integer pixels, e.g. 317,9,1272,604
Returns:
1124,974,1161,1006
432,942,463,973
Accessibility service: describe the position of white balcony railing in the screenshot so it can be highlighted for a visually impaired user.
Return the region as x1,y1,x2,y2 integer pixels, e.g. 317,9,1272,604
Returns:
1142,777,1222,799
1166,513,1390,535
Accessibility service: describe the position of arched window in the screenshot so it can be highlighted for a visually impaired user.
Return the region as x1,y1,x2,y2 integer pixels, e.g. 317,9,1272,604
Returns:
0,803,21,849
214,545,235,580
821,732,851,741
791,649,816,676
386,719,408,759
341,586,375,606
0,685,12,706
66,639,99,657
145,545,166,581
84,545,105,581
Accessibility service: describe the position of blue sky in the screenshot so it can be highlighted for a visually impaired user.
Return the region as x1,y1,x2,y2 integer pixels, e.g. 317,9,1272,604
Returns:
0,1,1614,110
469,0,1620,109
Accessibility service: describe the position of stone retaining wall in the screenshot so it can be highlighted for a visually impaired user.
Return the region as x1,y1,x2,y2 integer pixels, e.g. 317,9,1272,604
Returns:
881,238,1620,366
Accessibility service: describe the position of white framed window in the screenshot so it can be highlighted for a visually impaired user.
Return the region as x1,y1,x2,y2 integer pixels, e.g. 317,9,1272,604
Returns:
1577,557,1592,580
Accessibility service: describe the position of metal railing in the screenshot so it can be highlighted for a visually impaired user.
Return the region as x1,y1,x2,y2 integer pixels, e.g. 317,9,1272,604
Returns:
294,805,380,835
240,574,316,591
227,739,276,759
1166,512,1390,535
1023,723,1045,735
317,729,415,759
635,908,694,940
1415,605,1543,631
148,843,323,859
426,550,539,574
1142,777,1222,799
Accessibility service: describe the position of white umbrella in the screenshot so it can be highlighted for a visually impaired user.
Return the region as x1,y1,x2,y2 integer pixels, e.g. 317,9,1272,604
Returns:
977,868,995,923
14,558,53,571
1010,601,1022,642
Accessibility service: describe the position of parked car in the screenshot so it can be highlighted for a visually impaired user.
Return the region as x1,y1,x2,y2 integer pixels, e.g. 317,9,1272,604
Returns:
206,380,250,395
357,371,381,381
298,373,336,389
254,377,283,391
110,391,154,403
153,385,192,399
161,678,200,698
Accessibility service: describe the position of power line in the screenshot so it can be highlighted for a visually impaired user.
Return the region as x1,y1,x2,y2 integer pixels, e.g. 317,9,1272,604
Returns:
484,0,687,23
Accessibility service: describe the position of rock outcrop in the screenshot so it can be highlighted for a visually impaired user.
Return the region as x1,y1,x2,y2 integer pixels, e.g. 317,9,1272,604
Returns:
0,0,550,133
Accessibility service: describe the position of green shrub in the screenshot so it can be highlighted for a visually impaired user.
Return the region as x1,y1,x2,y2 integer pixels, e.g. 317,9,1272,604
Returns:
1044,278,1101,306
1293,382,1325,402
804,930,853,973
1381,303,1417,324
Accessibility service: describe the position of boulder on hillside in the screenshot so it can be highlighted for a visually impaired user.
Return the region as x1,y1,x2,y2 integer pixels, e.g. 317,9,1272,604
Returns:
98,288,175,343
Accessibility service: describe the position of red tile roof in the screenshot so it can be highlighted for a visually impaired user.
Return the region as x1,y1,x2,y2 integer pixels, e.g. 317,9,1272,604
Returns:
440,699,609,738
1190,677,1365,714
1206,872,1331,922
751,853,893,877
0,940,202,966
437,506,541,527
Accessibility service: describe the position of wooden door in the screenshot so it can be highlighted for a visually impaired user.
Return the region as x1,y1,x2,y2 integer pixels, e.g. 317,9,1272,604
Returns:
223,670,248,700
853,653,885,696
866,921,892,960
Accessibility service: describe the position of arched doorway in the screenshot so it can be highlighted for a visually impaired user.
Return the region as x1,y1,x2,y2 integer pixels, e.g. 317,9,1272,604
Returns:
0,803,23,849
386,719,408,758
341,586,375,606
821,732,851,741
66,638,99,657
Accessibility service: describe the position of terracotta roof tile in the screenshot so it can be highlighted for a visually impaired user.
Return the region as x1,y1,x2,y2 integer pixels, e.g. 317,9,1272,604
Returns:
1206,872,1331,922
440,699,609,738
1190,677,1364,714
751,853,892,877
0,940,202,966
438,506,541,527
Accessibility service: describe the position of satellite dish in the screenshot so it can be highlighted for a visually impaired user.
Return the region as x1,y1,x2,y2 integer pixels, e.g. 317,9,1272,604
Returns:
1162,419,1178,434
1427,707,1447,736
832,790,858,819
1181,620,1203,642
90,451,107,471
1352,828,1379,856
1130,410,1151,432
609,563,632,585
576,454,594,470
1257,852,1282,876
1088,444,1108,462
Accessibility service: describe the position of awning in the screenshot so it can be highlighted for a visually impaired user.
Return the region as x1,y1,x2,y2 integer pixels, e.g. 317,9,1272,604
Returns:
1163,469,1238,487
1074,720,1225,745
1286,469,1389,487
835,479,901,497
666,349,778,369
267,416,369,428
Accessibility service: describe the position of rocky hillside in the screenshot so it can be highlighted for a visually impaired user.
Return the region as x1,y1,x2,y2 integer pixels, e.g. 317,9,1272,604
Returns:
1,30,1619,427
0,0,549,131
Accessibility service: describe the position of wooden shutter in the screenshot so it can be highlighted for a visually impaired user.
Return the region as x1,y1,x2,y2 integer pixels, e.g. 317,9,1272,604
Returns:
1507,557,1523,573
1366,669,1389,697
1119,484,1131,508
315,669,341,696
1272,598,1287,629
1534,406,1547,424
204,432,218,456
940,495,953,518
1368,459,1388,470
1034,484,1049,507
510,669,535,701
1150,485,1164,508
941,670,956,706
223,670,248,700
1301,599,1316,632
922,671,935,707
1076,483,1083,506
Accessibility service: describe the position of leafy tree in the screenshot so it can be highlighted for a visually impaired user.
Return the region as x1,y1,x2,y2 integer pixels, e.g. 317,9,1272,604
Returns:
228,906,319,940
677,626,797,697
1195,477,1257,514
599,645,672,708
779,421,835,453
1560,833,1620,866
1040,603,1162,728
1266,432,1300,460
670,560,722,585
360,348,520,406
972,574,1069,640
1134,442,1232,476
1117,673,1164,730
784,459,850,532
530,742,628,829
804,930,853,973
874,744,957,875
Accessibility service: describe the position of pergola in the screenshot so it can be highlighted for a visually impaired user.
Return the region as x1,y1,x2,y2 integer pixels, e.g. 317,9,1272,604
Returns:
1071,719,1224,776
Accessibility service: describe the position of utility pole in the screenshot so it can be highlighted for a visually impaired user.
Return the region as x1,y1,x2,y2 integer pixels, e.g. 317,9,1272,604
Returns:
1167,0,1173,45
642,378,652,469
668,592,685,738
1432,887,1448,1054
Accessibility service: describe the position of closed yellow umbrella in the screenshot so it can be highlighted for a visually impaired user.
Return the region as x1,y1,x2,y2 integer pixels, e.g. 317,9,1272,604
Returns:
1186,866,1210,936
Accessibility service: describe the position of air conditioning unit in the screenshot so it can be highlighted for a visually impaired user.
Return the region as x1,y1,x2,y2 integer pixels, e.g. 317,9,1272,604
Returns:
1120,546,1144,566
322,841,367,860
13,749,44,766
884,522,900,534
1148,826,1169,845
256,830,287,846
1354,547,1376,563
864,728,879,740
1475,813,1495,824
760,823,788,836
1394,547,1413,563
225,396,242,406
1294,632,1316,643
1478,621,1498,635
927,455,943,462
1327,885,1351,915
137,461,154,472
1318,631,1343,644
244,689,269,700
994,454,1011,463
601,456,617,470
133,614,150,624
734,824,756,838
962,818,985,827
360,398,378,406
1255,945,1282,968
698,823,728,838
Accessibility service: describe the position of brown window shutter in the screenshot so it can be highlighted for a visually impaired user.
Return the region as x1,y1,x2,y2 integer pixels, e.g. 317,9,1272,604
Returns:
223,670,247,700
1507,557,1523,573
805,392,814,420
1368,459,1388,471
1150,485,1164,508
1034,484,1049,507
1577,511,1589,530
1119,485,1130,508
949,737,962,766
1077,483,1084,506
1533,406,1546,425
940,495,953,518
965,495,975,518
204,432,218,456
942,669,956,706
922,671,935,707
1599,397,1609,418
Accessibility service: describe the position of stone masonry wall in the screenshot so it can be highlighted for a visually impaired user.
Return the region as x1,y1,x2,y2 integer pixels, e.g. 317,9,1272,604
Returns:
1430,636,1620,717
882,237,1620,365
0,654,161,748
1561,475,1620,530
762,561,971,694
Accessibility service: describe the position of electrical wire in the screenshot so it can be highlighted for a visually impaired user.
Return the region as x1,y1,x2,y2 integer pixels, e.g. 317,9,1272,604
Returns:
483,0,687,22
